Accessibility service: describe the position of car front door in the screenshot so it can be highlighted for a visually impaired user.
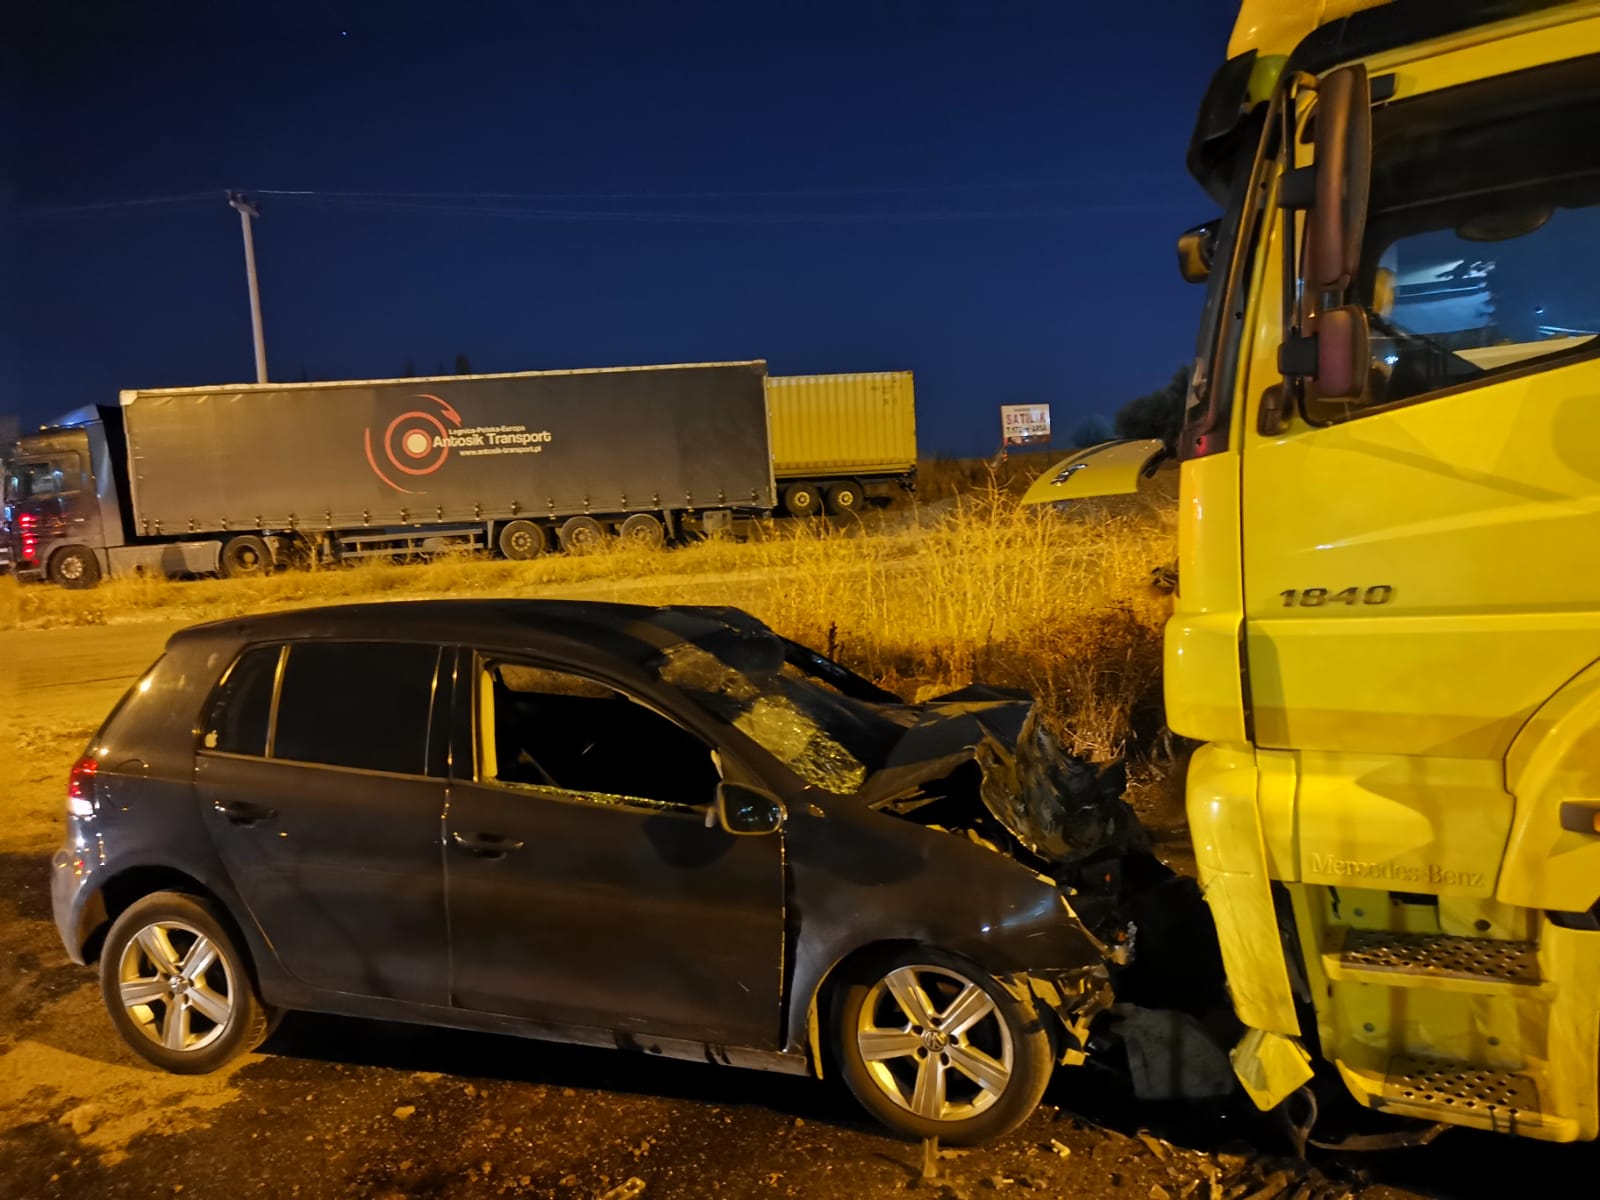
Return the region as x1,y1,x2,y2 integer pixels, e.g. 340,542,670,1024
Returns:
195,639,452,1005
443,651,785,1048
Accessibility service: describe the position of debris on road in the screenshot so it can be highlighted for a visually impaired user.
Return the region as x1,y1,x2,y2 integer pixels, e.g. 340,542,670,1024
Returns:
599,1178,647,1200
58,1104,102,1136
391,1106,415,1121
1137,1131,1172,1161
1048,1138,1072,1158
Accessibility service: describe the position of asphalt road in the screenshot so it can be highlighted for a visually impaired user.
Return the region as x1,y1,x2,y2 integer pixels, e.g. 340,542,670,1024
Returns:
2,620,1597,1199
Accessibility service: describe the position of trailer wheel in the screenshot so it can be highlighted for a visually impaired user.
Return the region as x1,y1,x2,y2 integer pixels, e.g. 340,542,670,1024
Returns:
221,535,272,579
558,516,608,555
825,480,864,515
49,545,102,589
498,520,547,561
783,481,821,519
618,513,665,550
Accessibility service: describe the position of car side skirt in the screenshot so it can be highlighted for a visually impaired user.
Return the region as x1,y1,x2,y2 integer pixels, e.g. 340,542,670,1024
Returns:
263,985,815,1077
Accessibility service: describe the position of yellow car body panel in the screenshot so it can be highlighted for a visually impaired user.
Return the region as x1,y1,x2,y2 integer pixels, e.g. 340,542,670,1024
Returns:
1018,438,1167,506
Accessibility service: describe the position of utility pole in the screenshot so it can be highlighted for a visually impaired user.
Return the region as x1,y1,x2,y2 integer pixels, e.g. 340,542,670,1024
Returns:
227,192,268,383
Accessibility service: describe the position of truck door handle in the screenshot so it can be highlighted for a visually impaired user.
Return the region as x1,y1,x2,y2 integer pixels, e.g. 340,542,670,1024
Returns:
214,799,277,827
1559,803,1600,835
451,831,524,859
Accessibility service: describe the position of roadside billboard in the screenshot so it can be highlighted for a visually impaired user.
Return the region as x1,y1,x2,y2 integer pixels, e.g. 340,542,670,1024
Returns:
1001,403,1051,448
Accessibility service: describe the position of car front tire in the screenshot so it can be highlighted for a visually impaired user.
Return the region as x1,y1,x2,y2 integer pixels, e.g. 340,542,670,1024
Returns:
99,891,273,1074
831,946,1054,1145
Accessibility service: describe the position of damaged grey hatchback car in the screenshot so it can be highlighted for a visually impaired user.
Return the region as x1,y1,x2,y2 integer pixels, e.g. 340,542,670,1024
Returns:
52,600,1144,1143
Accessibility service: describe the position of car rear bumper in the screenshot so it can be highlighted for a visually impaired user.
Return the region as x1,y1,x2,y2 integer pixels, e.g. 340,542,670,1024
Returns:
51,842,107,965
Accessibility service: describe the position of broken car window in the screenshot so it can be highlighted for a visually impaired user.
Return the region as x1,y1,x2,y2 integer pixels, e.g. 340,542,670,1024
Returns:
478,659,720,810
652,640,900,795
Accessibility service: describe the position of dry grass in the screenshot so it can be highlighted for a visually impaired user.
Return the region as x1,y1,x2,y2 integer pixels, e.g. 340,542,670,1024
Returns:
914,453,1056,501
4,493,1175,761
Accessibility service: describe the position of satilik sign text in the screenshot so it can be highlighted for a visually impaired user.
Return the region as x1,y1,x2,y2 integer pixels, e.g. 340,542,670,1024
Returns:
1001,404,1051,447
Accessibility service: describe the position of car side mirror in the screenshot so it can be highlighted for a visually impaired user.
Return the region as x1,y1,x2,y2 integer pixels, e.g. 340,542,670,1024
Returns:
1177,219,1219,284
716,782,785,836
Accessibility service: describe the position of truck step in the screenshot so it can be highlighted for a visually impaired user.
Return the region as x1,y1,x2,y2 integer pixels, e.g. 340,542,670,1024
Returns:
1380,1056,1543,1131
1337,929,1540,986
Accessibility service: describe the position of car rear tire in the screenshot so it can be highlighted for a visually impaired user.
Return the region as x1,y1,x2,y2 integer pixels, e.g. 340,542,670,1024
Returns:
824,480,864,515
99,891,273,1075
783,481,821,519
48,544,102,589
498,519,547,560
221,535,273,578
558,515,608,554
618,513,665,549
830,947,1053,1145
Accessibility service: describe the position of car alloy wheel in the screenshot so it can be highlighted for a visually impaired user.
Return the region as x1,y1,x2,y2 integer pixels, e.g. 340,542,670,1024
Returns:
856,963,1014,1121
117,919,235,1053
832,946,1053,1144
99,891,273,1074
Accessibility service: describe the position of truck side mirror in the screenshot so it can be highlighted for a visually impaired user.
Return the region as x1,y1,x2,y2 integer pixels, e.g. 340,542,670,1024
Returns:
1277,305,1371,400
1313,305,1371,400
1177,220,1219,284
1309,63,1372,291
716,782,786,836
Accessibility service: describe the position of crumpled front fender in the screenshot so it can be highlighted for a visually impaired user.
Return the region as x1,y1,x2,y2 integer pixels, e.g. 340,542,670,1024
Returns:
999,964,1116,1066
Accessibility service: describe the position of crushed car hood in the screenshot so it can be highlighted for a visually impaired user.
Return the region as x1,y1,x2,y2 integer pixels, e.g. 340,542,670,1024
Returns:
860,688,1137,867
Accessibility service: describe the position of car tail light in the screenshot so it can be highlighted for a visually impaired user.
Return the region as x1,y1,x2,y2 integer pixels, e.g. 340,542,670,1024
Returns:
67,755,98,817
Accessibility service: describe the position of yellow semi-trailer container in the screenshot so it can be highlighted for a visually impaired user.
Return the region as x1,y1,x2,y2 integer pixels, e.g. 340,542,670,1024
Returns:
763,371,917,517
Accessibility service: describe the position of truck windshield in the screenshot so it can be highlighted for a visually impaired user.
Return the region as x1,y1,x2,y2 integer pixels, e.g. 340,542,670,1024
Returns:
1325,54,1600,417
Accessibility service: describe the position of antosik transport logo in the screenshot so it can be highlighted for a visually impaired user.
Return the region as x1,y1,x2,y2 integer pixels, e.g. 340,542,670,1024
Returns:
364,394,555,493
364,394,461,495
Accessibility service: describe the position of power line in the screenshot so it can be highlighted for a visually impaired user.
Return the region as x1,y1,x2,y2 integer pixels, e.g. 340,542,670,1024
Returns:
271,194,1195,224
255,173,1178,202
16,191,219,220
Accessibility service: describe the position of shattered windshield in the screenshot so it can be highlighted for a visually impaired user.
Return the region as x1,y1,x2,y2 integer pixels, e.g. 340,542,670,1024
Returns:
651,636,904,795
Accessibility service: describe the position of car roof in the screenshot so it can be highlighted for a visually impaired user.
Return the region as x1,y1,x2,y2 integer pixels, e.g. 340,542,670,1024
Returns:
170,598,759,661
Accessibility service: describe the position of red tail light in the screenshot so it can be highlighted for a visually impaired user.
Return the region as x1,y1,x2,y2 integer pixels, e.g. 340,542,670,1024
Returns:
18,511,37,563
68,755,98,817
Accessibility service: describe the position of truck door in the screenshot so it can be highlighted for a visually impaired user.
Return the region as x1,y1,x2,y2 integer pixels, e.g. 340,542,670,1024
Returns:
1239,54,1600,894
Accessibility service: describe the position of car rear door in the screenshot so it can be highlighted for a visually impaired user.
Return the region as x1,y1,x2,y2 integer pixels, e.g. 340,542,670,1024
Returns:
442,650,785,1048
195,640,451,1005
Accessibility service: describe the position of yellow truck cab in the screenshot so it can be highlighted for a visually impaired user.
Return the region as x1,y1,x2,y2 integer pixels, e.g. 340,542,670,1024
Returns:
1171,0,1600,1140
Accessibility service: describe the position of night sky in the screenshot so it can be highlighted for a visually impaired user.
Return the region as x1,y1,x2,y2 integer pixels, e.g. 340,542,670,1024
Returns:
7,1,1234,455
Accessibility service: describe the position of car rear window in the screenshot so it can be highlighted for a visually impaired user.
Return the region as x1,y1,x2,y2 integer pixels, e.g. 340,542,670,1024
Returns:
201,644,282,757
272,642,440,775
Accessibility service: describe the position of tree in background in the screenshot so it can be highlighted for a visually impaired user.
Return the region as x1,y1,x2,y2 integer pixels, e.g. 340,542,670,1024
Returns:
1114,365,1191,449
1068,415,1114,448
401,360,417,377
454,353,473,375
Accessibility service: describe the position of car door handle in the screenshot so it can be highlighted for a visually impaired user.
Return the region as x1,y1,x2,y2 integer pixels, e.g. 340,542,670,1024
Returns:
451,831,524,859
214,799,277,827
